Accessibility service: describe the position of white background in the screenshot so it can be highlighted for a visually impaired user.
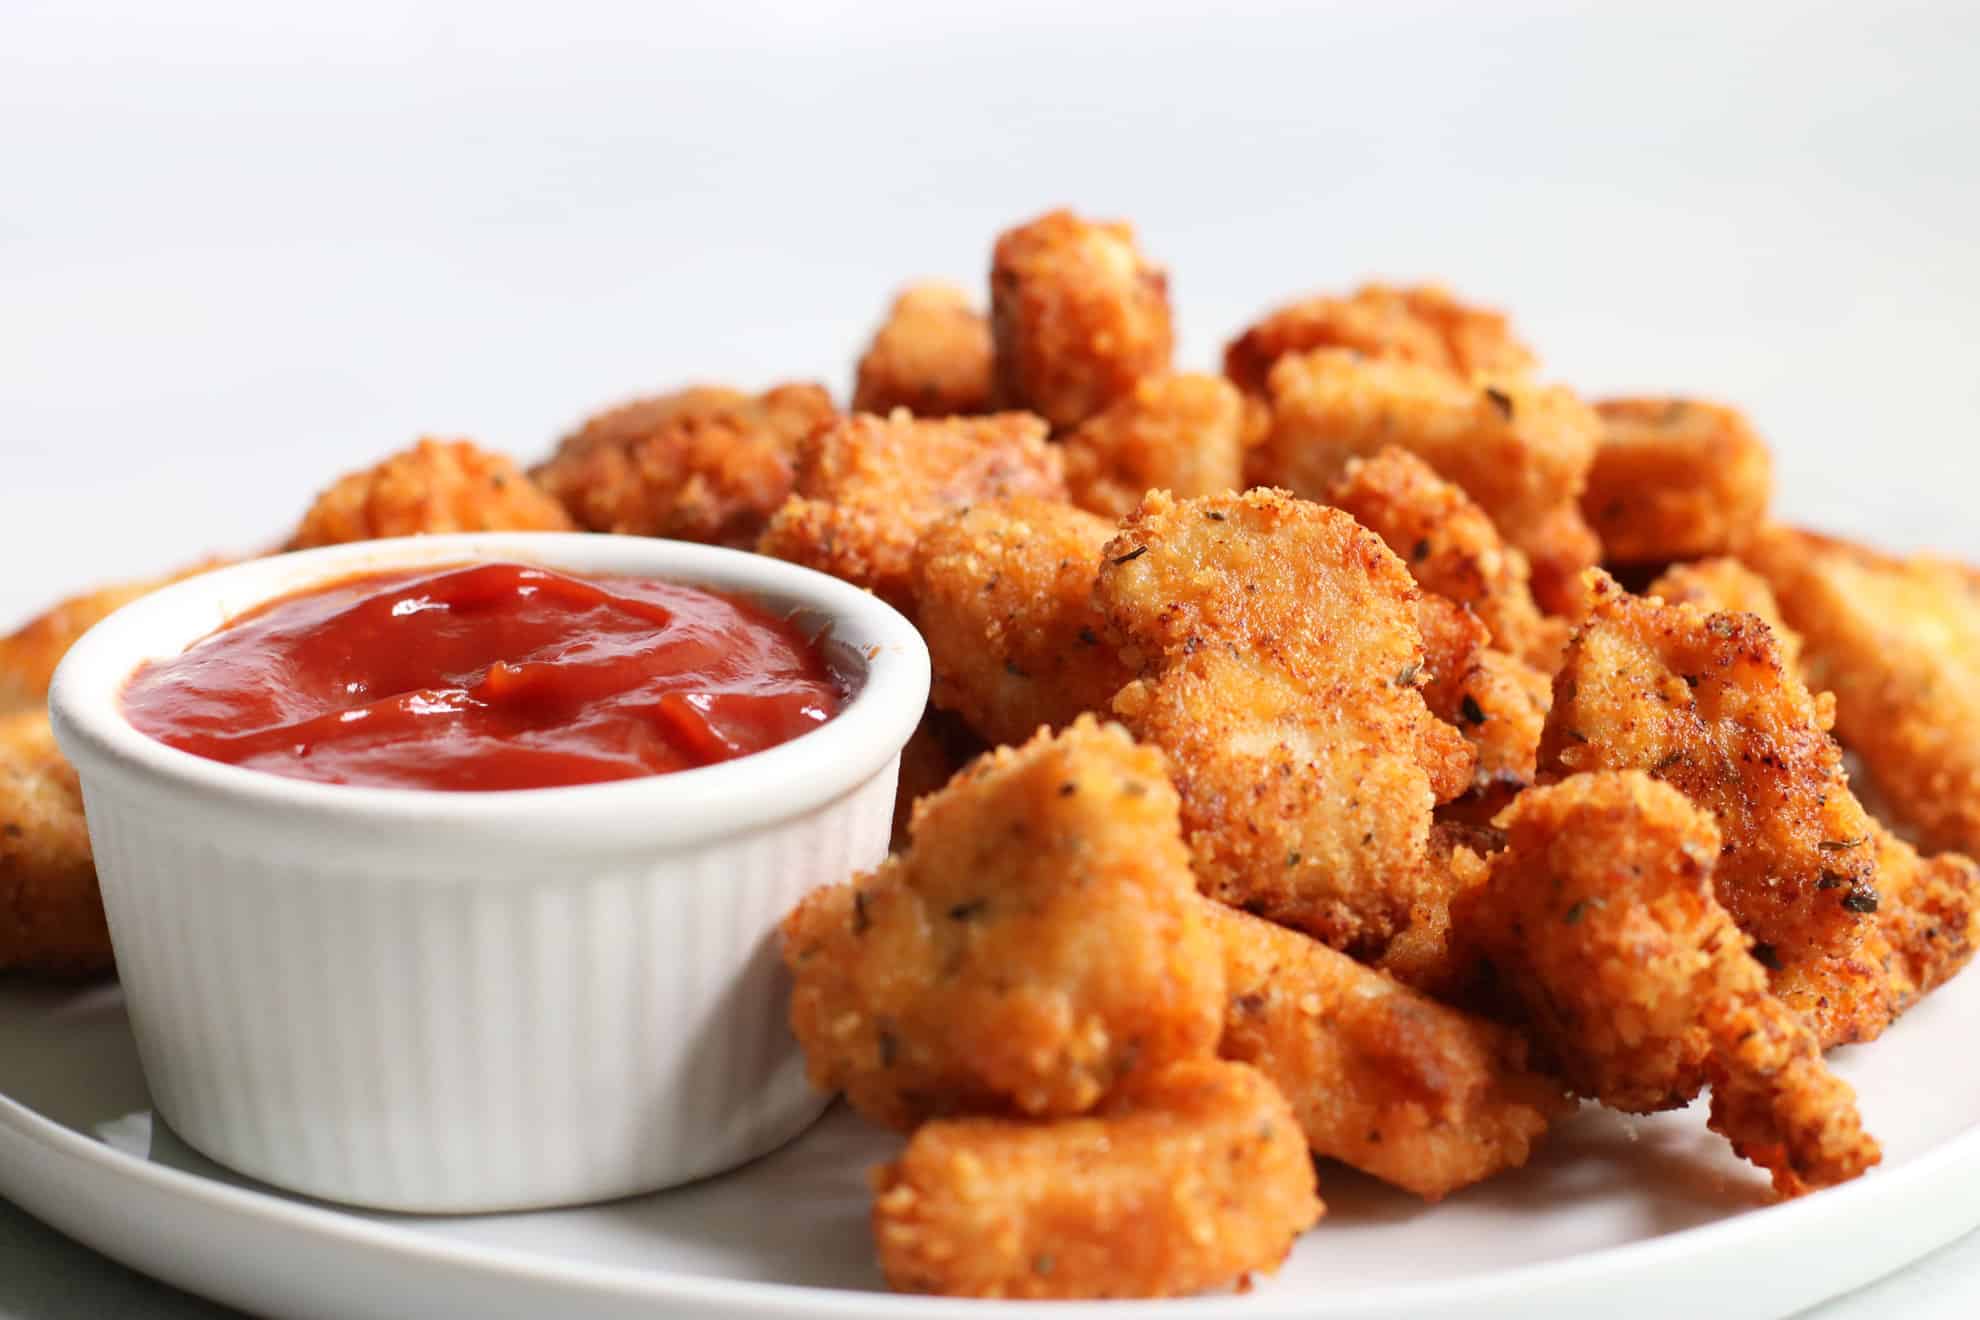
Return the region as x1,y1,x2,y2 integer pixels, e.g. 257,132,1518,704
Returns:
2,1,1977,1314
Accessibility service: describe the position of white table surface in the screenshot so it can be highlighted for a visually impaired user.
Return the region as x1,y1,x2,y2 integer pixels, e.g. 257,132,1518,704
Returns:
4,1,1976,1314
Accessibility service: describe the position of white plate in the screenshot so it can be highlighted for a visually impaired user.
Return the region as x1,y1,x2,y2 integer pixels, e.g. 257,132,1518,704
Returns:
4,974,1979,1319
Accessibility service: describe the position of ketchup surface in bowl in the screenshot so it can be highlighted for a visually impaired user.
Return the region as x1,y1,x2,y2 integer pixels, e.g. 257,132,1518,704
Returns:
122,563,846,791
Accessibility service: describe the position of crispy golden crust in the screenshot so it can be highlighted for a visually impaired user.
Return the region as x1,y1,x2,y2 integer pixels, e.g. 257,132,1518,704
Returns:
1460,773,1878,1197
1210,901,1564,1200
1585,399,1772,563
1541,572,1879,961
1647,557,1803,673
781,718,1222,1129
1258,350,1600,612
1224,283,1536,397
1375,820,1500,998
1094,489,1473,955
0,562,223,714
1410,595,1548,814
533,383,836,546
755,411,1065,613
0,712,109,976
1060,373,1244,520
1745,527,1980,858
890,709,985,853
288,438,573,551
871,1059,1319,1299
853,283,995,418
911,499,1129,747
989,210,1173,429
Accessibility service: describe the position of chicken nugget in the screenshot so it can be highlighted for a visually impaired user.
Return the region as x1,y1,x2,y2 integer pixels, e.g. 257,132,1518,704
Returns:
1258,350,1600,611
781,717,1222,1128
911,499,1129,747
532,383,835,546
989,210,1173,429
1584,398,1773,563
1541,571,1879,961
1094,488,1473,954
852,283,994,418
1210,900,1563,1200
756,410,1066,613
0,561,224,714
1647,557,1803,672
1408,595,1546,814
0,711,109,976
890,709,984,853
1375,819,1500,998
1060,373,1245,520
1457,772,1878,1197
1745,526,1980,858
288,438,574,550
871,1058,1318,1299
1224,281,1536,397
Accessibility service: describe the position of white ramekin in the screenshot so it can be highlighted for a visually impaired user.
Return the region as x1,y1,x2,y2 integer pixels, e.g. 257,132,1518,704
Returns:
48,532,928,1214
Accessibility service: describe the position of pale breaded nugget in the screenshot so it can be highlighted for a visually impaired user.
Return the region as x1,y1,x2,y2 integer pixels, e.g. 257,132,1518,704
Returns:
1584,398,1773,563
781,717,1222,1129
989,210,1173,429
1647,557,1803,672
532,383,836,546
1094,489,1473,955
871,1059,1318,1300
0,562,223,714
756,410,1066,613
1541,571,1879,962
288,438,574,550
911,499,1130,747
0,711,110,976
1210,900,1565,1200
1258,350,1601,612
1745,526,1980,858
1326,446,1568,670
852,283,994,418
1060,373,1245,520
1456,772,1878,1197
1224,281,1536,397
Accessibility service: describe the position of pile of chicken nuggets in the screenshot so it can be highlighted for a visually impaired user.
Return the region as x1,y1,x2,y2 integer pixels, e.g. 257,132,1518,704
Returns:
6,209,1980,1301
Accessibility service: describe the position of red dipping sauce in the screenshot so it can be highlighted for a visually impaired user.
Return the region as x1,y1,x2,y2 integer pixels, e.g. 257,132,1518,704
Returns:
122,563,847,791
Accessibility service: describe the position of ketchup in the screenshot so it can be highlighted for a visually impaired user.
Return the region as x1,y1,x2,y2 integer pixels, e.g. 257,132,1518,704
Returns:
122,563,847,791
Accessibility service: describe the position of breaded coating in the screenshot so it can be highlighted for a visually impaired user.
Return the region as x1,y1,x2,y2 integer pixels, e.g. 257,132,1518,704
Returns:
1094,489,1473,955
1060,373,1245,520
1326,446,1567,670
0,712,110,976
1410,594,1548,813
288,438,574,551
0,562,222,714
1647,557,1804,672
532,383,836,546
1224,282,1536,396
852,283,995,418
1541,572,1879,961
1458,773,1878,1197
871,1059,1318,1299
781,718,1222,1129
1210,901,1564,1200
1584,398,1772,563
911,499,1129,747
756,411,1066,613
989,210,1173,429
1376,820,1500,998
1258,350,1600,611
890,710,984,853
1745,526,1980,858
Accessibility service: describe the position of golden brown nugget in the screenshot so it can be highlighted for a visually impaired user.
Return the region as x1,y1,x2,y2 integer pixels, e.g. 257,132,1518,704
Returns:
1326,446,1567,669
0,562,224,714
1409,594,1549,812
781,718,1222,1129
1375,820,1499,998
1060,373,1245,520
533,383,835,545
288,438,574,550
1210,901,1564,1200
1457,773,1878,1197
911,499,1129,747
852,283,995,417
1647,557,1804,672
989,210,1173,429
889,710,984,853
1584,398,1773,563
1224,282,1536,397
871,1059,1319,1299
1745,526,1980,858
1541,571,1880,962
1094,489,1473,954
0,711,110,976
756,410,1066,613
1258,350,1601,611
